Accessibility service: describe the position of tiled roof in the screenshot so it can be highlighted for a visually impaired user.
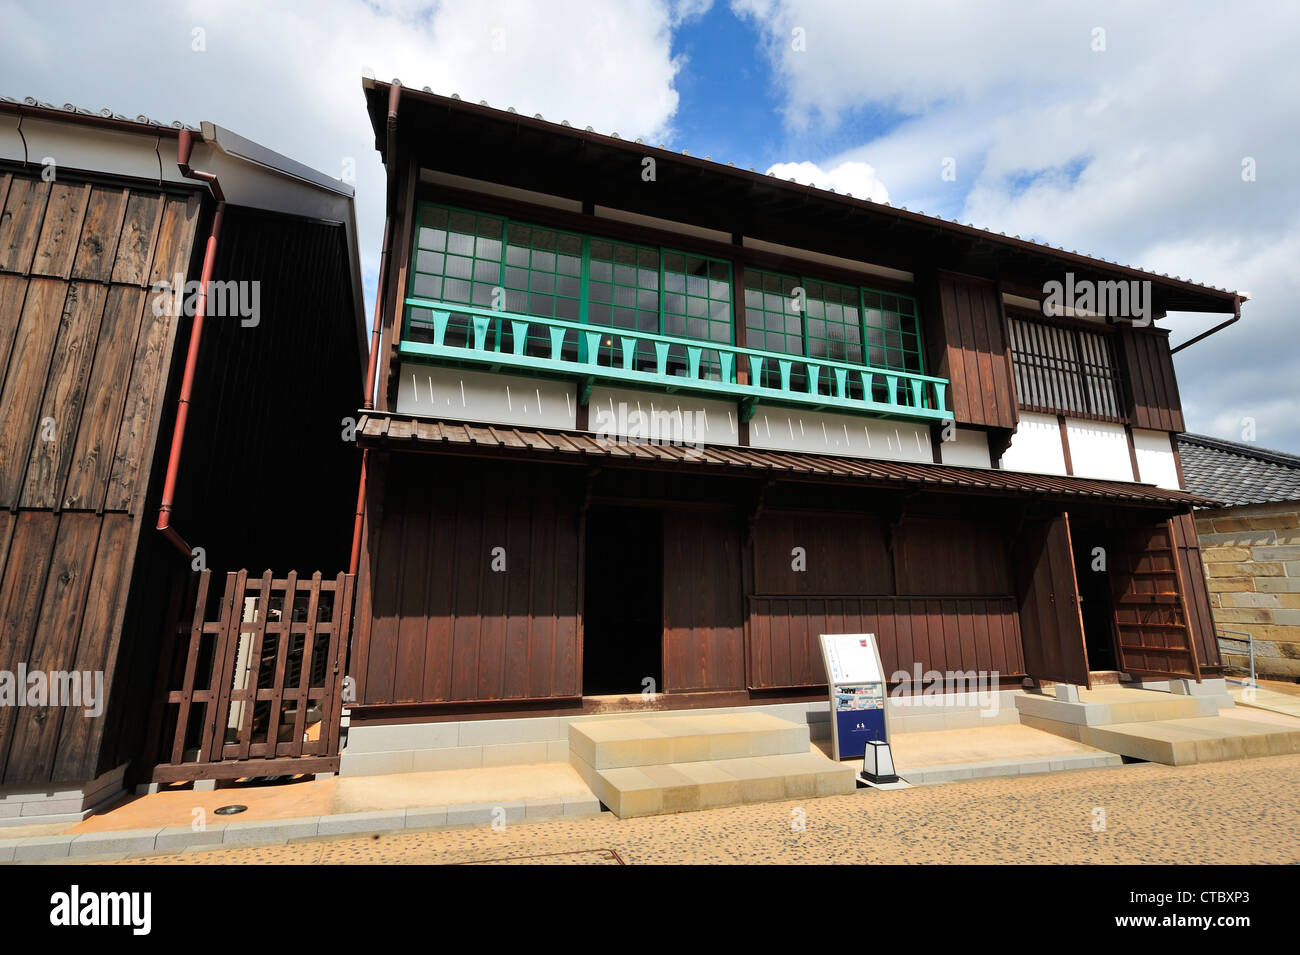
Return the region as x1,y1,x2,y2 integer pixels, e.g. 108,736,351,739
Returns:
359,414,1214,508
1177,433,1300,507
0,95,197,130
364,78,1244,308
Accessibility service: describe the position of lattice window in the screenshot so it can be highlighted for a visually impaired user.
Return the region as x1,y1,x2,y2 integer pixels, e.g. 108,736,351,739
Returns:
1008,315,1123,419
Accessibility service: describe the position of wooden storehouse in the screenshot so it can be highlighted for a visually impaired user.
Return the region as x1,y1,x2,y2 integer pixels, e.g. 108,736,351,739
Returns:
0,99,364,818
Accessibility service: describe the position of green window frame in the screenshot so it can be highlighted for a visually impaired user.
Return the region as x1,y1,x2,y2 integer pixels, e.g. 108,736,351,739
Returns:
407,201,926,388
862,288,924,375
502,221,583,322
804,277,864,366
408,202,734,363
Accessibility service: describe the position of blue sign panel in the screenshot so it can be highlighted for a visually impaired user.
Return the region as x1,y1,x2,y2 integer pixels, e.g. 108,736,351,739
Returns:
834,707,887,760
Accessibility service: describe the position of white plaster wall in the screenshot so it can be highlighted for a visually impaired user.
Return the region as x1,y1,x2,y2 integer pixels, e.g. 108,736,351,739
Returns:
1065,418,1134,481
586,385,739,446
1132,428,1181,489
395,363,577,429
748,406,932,462
938,428,991,468
999,411,1067,475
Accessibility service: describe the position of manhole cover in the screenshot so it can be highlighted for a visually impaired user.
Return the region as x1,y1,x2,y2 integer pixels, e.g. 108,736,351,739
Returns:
214,804,248,816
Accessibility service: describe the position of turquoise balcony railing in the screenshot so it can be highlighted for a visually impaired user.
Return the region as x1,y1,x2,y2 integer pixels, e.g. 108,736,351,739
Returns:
399,298,950,423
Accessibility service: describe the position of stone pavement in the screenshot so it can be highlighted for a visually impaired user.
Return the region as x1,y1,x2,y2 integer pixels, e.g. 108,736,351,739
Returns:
82,752,1300,865
1231,679,1300,719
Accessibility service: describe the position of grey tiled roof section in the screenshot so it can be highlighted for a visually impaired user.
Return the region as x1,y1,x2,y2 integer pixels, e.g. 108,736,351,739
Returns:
0,95,197,130
1177,433,1300,507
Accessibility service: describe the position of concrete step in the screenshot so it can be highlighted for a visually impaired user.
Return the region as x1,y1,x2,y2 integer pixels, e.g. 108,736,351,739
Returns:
573,751,857,818
1015,687,1218,727
568,712,810,770
1021,712,1300,766
1082,717,1300,766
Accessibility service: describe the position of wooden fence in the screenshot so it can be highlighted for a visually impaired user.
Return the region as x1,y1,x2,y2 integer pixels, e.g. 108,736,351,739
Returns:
145,569,355,782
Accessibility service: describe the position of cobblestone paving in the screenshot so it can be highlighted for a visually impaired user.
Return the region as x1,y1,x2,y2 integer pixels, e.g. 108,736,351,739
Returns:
101,754,1300,865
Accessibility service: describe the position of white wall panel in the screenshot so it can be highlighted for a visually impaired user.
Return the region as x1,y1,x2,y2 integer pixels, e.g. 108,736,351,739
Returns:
587,385,738,447
1133,429,1181,489
395,363,577,429
748,406,932,462
939,428,991,468
1000,411,1067,475
1065,419,1134,481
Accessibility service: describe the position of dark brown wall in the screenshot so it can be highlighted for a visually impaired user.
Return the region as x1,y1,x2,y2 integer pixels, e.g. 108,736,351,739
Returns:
895,517,1015,595
922,271,1017,430
0,170,201,785
1014,514,1090,685
662,509,744,692
748,507,1024,690
752,510,894,594
1170,512,1221,671
1117,325,1185,432
748,595,1024,688
167,204,362,576
355,456,582,705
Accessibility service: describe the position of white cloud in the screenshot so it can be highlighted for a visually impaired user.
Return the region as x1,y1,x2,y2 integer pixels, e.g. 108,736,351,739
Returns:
0,0,688,319
735,0,1300,451
764,159,888,202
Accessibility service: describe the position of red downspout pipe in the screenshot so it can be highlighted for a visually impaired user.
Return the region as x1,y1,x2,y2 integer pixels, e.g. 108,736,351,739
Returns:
157,129,225,557
349,81,401,576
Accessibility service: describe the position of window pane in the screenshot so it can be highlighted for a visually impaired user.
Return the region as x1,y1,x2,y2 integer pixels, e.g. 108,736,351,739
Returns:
662,250,731,347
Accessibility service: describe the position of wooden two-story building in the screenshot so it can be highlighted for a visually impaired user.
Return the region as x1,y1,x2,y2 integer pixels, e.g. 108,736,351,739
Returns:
343,79,1242,773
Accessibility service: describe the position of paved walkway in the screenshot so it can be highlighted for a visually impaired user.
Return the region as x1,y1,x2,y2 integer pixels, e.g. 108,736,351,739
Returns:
1230,680,1300,719
90,753,1300,865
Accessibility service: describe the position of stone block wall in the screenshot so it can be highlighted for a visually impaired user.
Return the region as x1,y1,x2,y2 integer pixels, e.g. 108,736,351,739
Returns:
1196,501,1300,678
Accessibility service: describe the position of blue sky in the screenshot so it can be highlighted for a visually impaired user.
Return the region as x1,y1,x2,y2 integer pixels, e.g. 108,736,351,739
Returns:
2,0,1297,451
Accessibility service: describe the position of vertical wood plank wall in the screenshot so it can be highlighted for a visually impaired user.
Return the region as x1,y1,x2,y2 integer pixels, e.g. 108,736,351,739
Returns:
355,456,582,705
1169,512,1222,670
1014,515,1090,686
0,171,201,786
925,271,1018,430
1117,325,1185,432
748,510,1025,689
662,509,745,692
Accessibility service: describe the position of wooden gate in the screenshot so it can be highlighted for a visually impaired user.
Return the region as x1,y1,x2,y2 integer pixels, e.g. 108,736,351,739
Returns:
146,569,355,782
1015,513,1092,687
1108,519,1202,680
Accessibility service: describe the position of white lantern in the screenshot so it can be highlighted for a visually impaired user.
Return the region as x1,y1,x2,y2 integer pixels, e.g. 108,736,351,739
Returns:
862,739,897,784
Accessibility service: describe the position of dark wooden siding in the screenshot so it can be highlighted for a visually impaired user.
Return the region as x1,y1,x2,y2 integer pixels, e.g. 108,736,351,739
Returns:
1109,519,1200,679
355,456,582,705
747,508,1024,689
752,510,893,594
1014,514,1090,686
0,171,201,785
895,517,1014,595
1169,511,1220,670
924,271,1017,430
748,595,1024,688
1117,325,1185,432
662,509,745,692
165,205,362,575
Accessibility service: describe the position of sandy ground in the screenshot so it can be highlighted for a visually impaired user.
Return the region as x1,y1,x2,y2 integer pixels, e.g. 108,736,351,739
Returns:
90,753,1300,865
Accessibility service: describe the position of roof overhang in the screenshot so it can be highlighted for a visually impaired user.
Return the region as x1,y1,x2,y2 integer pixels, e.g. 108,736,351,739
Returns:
363,78,1242,317
358,415,1217,510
